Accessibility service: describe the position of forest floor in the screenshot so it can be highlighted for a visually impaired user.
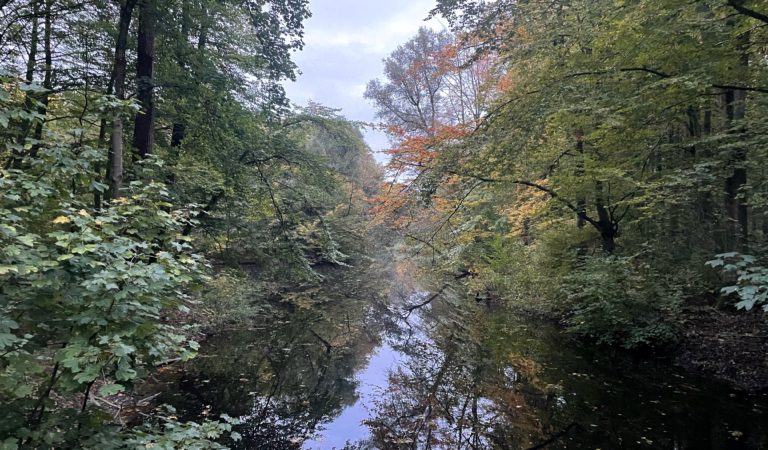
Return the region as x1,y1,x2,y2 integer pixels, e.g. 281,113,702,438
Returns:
676,305,768,392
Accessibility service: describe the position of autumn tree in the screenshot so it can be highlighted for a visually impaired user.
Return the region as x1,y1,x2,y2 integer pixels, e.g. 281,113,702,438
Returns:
368,0,768,347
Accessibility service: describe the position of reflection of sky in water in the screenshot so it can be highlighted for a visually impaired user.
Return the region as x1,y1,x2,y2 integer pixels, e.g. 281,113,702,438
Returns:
302,342,402,449
303,299,436,449
162,278,768,449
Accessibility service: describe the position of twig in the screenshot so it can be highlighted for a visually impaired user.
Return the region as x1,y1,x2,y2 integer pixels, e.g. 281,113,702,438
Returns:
526,422,580,450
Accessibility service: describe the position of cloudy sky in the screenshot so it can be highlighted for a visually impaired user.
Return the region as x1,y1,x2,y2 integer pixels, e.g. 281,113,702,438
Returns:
283,0,445,162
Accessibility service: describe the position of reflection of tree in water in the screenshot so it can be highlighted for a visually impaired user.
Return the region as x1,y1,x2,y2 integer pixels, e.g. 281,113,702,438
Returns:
364,300,570,450
364,294,768,450
165,264,399,449
163,261,768,449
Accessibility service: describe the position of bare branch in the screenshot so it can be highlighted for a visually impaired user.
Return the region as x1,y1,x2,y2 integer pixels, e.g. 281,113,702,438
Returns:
727,1,768,25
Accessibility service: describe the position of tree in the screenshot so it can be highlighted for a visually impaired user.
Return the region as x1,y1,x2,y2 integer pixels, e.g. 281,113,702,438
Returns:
369,0,768,347
0,0,331,446
109,0,138,199
132,0,155,159
365,28,452,135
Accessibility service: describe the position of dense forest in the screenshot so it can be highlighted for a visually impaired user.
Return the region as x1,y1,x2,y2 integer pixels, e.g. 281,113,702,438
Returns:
370,0,768,347
1,0,767,448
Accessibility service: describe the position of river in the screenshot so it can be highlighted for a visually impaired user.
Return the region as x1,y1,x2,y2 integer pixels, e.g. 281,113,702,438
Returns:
156,262,768,449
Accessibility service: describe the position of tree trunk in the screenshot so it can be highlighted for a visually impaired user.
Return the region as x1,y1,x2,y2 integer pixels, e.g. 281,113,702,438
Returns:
132,0,156,159
95,72,116,209
16,0,40,151
171,123,186,147
108,0,138,200
723,32,750,251
575,129,586,228
22,0,39,85
170,0,191,150
30,0,52,158
595,181,616,253
197,5,208,51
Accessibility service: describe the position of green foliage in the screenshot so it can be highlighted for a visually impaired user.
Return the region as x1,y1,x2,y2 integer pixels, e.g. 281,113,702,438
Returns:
564,257,682,349
479,236,559,312
369,0,768,349
81,407,241,450
0,0,358,445
116,409,241,450
0,79,235,448
707,253,768,312
195,270,265,329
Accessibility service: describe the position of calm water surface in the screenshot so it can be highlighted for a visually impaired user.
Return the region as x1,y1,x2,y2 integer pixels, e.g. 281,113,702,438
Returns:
159,270,768,449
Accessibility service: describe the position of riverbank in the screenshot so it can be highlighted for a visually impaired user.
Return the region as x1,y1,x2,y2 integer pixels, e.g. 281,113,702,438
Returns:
675,305,768,393
497,293,768,393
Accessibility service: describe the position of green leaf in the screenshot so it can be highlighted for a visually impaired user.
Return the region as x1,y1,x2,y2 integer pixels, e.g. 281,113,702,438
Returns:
16,235,35,247
721,286,739,295
98,383,125,397
0,332,19,348
0,437,19,450
735,299,755,311
0,265,18,275
115,363,137,382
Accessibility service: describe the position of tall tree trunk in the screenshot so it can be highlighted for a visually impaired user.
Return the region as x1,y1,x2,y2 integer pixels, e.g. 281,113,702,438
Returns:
688,105,718,251
95,74,116,209
22,0,39,86
17,0,40,145
170,0,191,150
132,0,155,159
108,0,138,200
574,129,588,263
198,3,208,51
30,0,52,158
723,32,750,251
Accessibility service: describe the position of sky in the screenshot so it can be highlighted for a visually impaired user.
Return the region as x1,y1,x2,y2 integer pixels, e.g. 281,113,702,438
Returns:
283,0,445,162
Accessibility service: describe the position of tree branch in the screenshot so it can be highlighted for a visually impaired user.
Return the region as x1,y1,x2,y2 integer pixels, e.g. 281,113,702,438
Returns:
566,67,670,79
713,84,768,94
454,171,604,230
728,1,768,25
404,283,451,316
568,68,768,95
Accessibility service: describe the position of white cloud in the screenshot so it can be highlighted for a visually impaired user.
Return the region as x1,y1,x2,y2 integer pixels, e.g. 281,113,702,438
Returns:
284,0,444,155
302,7,444,55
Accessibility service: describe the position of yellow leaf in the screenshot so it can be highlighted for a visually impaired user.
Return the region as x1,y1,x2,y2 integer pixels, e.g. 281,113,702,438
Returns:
52,216,71,224
78,209,90,217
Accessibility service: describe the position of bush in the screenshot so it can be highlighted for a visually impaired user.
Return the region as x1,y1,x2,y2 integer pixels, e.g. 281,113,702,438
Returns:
563,256,682,349
707,253,768,312
481,237,561,313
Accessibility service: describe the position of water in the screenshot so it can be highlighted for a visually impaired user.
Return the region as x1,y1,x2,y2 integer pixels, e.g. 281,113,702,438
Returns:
157,269,768,449
302,342,401,449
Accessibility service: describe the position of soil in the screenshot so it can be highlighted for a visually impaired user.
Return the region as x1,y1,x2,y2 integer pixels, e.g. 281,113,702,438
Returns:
675,304,768,393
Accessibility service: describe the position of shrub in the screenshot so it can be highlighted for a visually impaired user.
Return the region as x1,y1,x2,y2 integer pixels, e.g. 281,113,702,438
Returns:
563,256,682,349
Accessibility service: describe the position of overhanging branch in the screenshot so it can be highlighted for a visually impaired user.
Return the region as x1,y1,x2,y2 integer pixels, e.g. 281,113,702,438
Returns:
448,170,603,229
728,1,768,25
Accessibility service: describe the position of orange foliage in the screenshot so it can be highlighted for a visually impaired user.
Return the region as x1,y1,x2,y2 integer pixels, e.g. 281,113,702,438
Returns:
502,181,550,236
369,29,509,234
382,124,471,190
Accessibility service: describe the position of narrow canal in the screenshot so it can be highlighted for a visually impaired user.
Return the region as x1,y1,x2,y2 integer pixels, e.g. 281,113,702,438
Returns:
156,262,768,449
